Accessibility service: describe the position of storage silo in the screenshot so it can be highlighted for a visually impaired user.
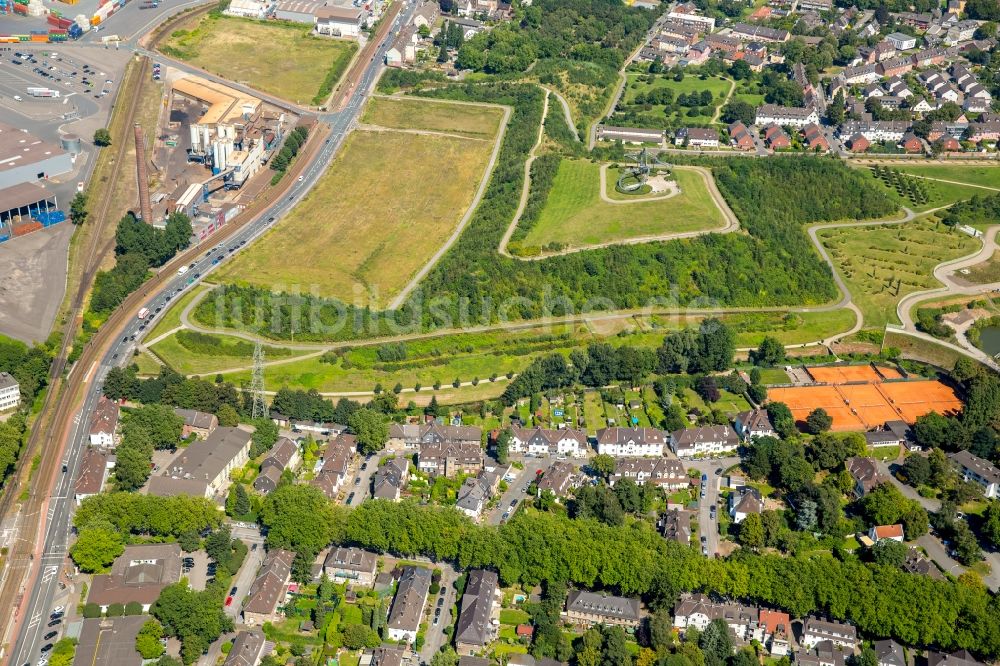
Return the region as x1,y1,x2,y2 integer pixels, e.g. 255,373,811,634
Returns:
60,133,82,155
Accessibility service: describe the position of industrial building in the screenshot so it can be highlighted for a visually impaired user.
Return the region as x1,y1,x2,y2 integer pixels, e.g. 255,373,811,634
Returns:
0,122,72,190
170,74,267,188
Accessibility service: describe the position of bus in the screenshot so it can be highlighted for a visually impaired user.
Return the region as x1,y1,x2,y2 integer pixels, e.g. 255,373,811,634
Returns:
137,307,149,320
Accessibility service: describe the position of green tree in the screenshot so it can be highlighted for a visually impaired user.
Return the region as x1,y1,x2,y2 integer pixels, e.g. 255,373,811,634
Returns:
261,483,341,556
431,647,459,666
495,428,512,464
49,638,77,666
121,404,183,449
93,128,112,146
766,402,796,439
738,512,765,550
216,404,239,427
69,192,89,226
805,408,833,435
349,408,389,455
699,619,733,666
342,623,380,649
226,483,252,518
70,522,125,572
136,619,166,659
590,454,616,478
721,99,755,126
983,501,1000,548
870,539,907,567
250,418,279,458
751,336,785,367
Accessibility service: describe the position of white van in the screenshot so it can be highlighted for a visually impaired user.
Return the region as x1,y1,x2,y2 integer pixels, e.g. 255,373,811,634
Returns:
13,95,22,102
177,265,189,276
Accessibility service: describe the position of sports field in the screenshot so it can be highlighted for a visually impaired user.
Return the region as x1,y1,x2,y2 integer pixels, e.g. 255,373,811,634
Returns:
361,96,504,139
807,365,901,384
819,218,980,328
161,15,357,104
769,377,962,431
521,161,726,250
214,113,499,306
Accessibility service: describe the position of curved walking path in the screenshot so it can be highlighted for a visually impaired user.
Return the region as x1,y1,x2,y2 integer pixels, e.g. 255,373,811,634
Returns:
386,99,512,310
355,123,493,143
906,173,1000,192
497,89,550,259
710,77,736,125
499,164,740,261
541,86,579,142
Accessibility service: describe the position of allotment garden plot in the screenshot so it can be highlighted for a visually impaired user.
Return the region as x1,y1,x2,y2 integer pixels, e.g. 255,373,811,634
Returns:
214,97,504,307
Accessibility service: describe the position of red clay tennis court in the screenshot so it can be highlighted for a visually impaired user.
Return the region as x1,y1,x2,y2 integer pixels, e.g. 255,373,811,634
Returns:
807,365,883,384
768,376,963,432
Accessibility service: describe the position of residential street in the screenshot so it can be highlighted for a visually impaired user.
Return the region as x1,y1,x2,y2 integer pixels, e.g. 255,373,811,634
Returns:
485,456,558,526
418,564,458,663
685,457,740,558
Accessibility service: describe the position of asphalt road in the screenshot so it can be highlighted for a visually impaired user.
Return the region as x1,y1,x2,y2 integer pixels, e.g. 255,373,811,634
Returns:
9,1,418,660
418,565,457,664
485,456,557,526
685,457,739,558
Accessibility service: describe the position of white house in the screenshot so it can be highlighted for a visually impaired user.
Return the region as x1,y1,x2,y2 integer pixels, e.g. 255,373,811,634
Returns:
0,372,19,413
754,104,820,128
802,617,858,650
89,396,119,447
733,410,774,441
885,32,917,50
509,427,589,458
315,6,364,38
870,524,905,543
596,427,666,457
386,566,432,642
949,451,999,498
670,425,740,457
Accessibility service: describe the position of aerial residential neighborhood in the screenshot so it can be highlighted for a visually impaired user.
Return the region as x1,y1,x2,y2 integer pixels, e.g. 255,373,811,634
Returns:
1,0,1000,662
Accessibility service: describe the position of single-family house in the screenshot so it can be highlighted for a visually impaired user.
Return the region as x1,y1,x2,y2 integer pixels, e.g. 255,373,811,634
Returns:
537,461,577,497
224,629,271,666
373,457,410,501
174,408,218,439
729,487,763,523
874,639,906,666
846,456,887,497
89,396,119,447
870,524,905,542
728,122,756,150
661,509,692,545
324,547,378,587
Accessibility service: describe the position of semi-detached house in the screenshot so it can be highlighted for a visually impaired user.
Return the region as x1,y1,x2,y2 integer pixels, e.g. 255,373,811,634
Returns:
387,566,432,642
243,549,295,626
564,590,642,629
509,427,589,458
610,457,687,490
596,427,666,457
670,425,739,457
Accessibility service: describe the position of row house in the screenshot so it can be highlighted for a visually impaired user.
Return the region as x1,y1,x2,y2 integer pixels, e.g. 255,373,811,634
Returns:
89,396,120,448
610,457,688,490
537,461,578,497
669,425,740,458
564,590,642,629
886,76,913,98
418,441,483,477
388,423,482,450
729,121,756,150
254,437,301,495
838,119,908,142
967,120,1000,143
373,457,410,500
665,10,716,31
705,33,742,56
675,127,719,147
659,21,703,44
312,433,355,499
730,23,790,43
802,616,858,650
928,119,970,141
595,125,665,144
243,550,295,626
509,427,589,458
673,594,789,654
755,104,820,127
653,35,692,54
596,427,666,457
840,64,881,85
893,11,933,30
878,56,913,77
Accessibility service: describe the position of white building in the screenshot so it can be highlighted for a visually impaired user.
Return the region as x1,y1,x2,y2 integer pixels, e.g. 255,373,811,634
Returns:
949,450,999,498
0,372,19,413
754,104,820,128
885,32,917,50
670,425,740,457
88,396,119,447
315,5,364,37
508,427,589,458
595,427,666,457
801,617,858,651
224,0,270,18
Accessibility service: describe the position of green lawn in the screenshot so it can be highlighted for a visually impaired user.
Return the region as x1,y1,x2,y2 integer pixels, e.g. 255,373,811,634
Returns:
856,166,987,214
894,164,1000,191
499,609,530,625
146,284,210,341
726,310,856,347
132,350,163,377
753,367,791,385
681,388,749,417
583,391,606,433
617,72,732,128
150,331,296,375
819,218,980,328
521,162,726,251
961,250,1000,284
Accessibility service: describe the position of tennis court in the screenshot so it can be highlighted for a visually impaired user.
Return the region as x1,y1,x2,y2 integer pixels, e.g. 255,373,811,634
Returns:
875,366,903,380
807,365,884,384
768,375,963,432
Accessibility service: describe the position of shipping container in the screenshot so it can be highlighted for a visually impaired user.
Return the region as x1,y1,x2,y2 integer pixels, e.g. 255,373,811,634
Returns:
49,32,68,41
30,33,49,42
11,4,27,14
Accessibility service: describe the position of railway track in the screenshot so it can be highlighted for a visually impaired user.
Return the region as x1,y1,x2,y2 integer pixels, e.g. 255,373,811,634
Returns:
0,54,150,660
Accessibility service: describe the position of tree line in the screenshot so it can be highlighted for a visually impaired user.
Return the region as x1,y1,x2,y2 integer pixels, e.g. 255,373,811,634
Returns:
282,500,1000,657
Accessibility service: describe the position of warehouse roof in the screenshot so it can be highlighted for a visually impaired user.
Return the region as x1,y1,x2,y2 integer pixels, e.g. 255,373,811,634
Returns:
316,4,363,20
0,182,55,212
74,616,147,666
0,122,69,176
171,75,261,127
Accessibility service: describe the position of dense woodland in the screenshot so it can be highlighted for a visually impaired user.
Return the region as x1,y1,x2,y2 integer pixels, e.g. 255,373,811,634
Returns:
197,84,898,343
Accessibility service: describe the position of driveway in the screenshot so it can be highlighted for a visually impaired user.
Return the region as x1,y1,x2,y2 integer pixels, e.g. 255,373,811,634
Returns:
684,457,739,557
419,565,458,663
485,456,557,526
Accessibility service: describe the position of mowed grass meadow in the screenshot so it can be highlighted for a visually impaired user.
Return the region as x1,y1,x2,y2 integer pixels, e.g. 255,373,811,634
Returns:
521,162,726,250
214,99,504,306
361,96,504,139
894,164,1000,191
161,15,357,104
819,217,980,328
854,165,993,214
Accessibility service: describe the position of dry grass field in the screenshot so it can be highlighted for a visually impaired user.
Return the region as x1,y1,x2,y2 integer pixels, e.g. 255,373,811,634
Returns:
214,101,501,306
161,15,356,104
361,96,504,139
